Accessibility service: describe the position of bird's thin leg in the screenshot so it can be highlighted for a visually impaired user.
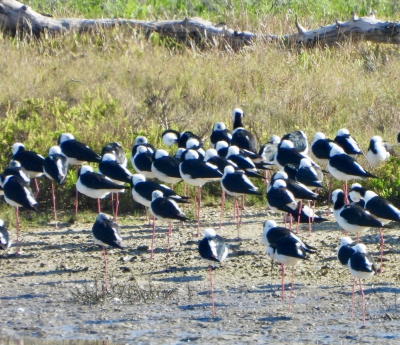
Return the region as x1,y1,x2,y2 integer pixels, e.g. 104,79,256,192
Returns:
196,186,201,237
146,207,149,223
356,233,359,243
308,200,312,236
327,175,332,216
351,277,355,318
359,279,366,325
219,189,225,229
281,263,285,301
166,223,171,270
114,193,119,222
33,178,40,198
111,193,115,216
284,213,287,228
239,196,243,228
97,199,101,214
75,166,79,217
264,169,269,185
170,183,174,191
149,218,156,259
102,246,109,292
14,207,20,255
233,197,237,222
289,267,295,312
209,265,216,317
344,181,349,205
241,195,245,211
289,213,293,231
296,200,302,234
51,181,58,229
379,227,384,273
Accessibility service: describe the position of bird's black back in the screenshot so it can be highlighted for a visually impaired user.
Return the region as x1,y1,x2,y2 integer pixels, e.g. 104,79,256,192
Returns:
92,217,123,249
61,140,101,162
13,151,45,173
44,154,68,184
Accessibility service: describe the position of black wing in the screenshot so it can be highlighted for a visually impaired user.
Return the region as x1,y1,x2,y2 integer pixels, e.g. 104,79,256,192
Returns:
80,172,125,190
61,140,101,162
99,161,131,183
13,151,44,173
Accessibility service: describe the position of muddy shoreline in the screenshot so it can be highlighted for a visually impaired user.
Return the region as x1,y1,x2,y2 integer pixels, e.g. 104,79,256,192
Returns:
1,206,400,344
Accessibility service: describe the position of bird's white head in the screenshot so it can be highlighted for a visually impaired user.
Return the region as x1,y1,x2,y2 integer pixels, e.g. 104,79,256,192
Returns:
134,136,148,146
269,135,281,144
9,160,22,168
204,149,218,161
152,190,164,200
162,131,179,146
273,171,288,180
183,149,199,160
339,237,354,247
272,179,287,188
329,145,345,157
313,132,326,141
58,133,75,144
232,108,244,121
331,189,344,203
216,141,229,150
136,145,148,155
12,143,24,156
80,165,94,175
96,213,111,222
371,135,383,143
186,138,201,149
213,122,226,131
154,149,169,159
48,146,62,155
223,165,236,175
355,243,368,253
280,140,294,149
131,174,146,185
227,145,240,156
204,228,217,238
263,220,277,232
102,153,117,162
336,128,350,136
300,158,313,168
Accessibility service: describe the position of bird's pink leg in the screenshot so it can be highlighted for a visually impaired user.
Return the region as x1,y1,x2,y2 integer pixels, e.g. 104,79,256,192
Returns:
33,178,40,198
14,207,20,255
209,265,216,317
289,267,294,312
196,186,201,237
379,228,384,273
296,200,302,234
233,197,237,222
170,183,174,191
344,181,349,205
75,166,79,217
219,189,225,229
351,277,355,318
359,279,366,325
97,199,101,214
114,193,119,222
308,200,312,236
102,246,109,292
51,181,58,229
150,218,156,259
327,175,332,216
166,222,171,270
241,195,245,211
281,263,285,301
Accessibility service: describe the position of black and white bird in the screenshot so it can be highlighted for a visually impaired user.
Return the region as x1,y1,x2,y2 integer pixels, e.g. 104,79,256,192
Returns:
58,133,102,216
92,213,123,291
99,153,132,221
179,149,222,235
12,142,45,197
220,165,261,233
0,220,11,252
226,146,264,179
130,145,155,178
210,122,232,148
332,189,385,241
43,146,68,228
349,183,400,272
310,132,335,166
337,236,357,268
162,129,202,148
101,142,127,168
231,108,258,153
366,136,390,168
328,145,377,201
2,161,30,185
334,128,363,158
259,135,280,168
347,243,377,325
274,140,312,170
215,140,230,158
281,130,308,155
296,158,323,190
131,136,155,158
76,165,125,214
58,133,101,165
198,228,228,317
1,175,37,254
150,190,187,269
151,149,183,187
185,137,205,160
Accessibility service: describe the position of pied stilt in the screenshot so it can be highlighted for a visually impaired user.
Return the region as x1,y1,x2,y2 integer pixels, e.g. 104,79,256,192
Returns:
332,189,385,241
151,149,183,188
43,146,68,228
0,219,11,252
220,165,261,234
131,145,155,178
328,145,377,202
58,133,101,216
349,183,400,272
274,140,314,170
281,130,308,155
2,175,37,254
76,166,125,215
231,108,258,153
334,128,363,158
210,122,232,148
198,228,228,317
92,213,123,291
102,142,127,168
150,190,187,270
366,136,390,168
179,149,222,236
98,153,132,221
2,161,30,184
162,130,202,148
12,143,44,198
348,243,377,325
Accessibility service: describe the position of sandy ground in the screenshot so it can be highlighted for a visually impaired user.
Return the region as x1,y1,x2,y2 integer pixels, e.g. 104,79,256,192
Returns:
1,204,400,344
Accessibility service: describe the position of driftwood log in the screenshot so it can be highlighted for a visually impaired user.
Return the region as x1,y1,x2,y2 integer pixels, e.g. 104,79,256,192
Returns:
1,0,400,48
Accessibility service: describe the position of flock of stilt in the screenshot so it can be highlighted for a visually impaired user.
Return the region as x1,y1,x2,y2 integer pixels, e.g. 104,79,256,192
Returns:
0,107,398,324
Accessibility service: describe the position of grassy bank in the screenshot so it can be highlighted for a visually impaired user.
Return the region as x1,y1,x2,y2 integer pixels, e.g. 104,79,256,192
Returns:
1,5,400,223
